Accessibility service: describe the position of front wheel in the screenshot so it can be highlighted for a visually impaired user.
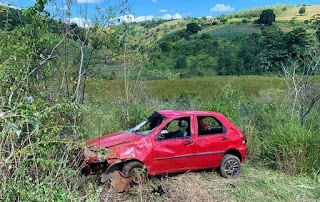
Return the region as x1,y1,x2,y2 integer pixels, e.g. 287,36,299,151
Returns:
122,161,146,184
220,154,241,178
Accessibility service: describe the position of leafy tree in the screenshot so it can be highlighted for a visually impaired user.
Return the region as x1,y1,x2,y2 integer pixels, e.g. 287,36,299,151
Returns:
201,33,211,39
186,23,201,34
175,56,187,69
285,27,310,57
212,21,218,25
313,15,320,43
257,9,276,26
217,46,238,75
220,18,228,24
160,41,171,52
180,30,191,40
299,6,306,15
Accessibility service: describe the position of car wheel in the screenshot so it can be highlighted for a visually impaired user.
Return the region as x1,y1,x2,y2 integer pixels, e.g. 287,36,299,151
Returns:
220,154,241,178
122,161,146,184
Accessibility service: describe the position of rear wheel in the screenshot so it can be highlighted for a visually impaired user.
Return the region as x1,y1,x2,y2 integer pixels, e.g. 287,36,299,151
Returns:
220,154,241,178
122,161,146,184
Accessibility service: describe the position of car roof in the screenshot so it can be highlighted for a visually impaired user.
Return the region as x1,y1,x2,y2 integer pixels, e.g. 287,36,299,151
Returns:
156,110,223,118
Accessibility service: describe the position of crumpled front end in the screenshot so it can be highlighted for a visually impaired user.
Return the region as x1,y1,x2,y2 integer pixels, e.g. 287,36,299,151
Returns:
81,148,117,175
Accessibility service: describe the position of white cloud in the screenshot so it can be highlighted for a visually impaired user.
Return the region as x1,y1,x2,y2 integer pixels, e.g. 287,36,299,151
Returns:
116,12,183,24
152,0,157,3
210,4,235,12
0,1,19,9
117,14,155,23
118,14,136,23
77,0,102,4
135,15,154,22
69,17,92,27
159,9,168,13
162,13,182,20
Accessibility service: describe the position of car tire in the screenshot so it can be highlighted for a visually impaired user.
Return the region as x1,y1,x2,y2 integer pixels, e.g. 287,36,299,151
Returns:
122,161,146,184
220,154,241,178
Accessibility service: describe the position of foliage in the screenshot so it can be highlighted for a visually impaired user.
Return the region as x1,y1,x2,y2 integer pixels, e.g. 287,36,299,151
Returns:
299,6,306,15
257,9,276,26
175,56,187,69
259,26,313,71
186,23,201,34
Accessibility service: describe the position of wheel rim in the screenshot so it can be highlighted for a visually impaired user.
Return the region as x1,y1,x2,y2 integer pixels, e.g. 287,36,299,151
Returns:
224,159,239,177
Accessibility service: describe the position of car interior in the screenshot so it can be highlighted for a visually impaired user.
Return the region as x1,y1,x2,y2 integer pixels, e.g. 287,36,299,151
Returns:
197,116,225,135
159,117,191,140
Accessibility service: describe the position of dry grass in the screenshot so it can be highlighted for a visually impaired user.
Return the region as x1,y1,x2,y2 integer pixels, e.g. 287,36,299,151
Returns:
94,165,320,201
276,5,320,21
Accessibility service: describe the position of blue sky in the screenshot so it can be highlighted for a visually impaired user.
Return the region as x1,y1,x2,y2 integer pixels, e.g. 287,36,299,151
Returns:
3,0,320,25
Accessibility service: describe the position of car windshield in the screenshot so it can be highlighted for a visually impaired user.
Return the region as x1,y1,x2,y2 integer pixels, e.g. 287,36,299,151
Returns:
126,112,164,136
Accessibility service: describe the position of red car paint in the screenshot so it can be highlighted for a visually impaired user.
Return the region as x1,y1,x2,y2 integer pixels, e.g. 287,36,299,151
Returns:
84,110,247,176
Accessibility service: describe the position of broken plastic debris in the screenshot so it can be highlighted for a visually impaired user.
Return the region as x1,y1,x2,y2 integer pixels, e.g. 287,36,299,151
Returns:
151,185,165,196
298,184,315,189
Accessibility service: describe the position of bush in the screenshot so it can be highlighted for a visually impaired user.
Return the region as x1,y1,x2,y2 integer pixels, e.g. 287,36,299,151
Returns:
201,33,211,39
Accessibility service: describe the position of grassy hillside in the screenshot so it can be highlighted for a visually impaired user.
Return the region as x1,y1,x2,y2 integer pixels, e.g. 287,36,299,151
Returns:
276,5,320,21
195,24,261,38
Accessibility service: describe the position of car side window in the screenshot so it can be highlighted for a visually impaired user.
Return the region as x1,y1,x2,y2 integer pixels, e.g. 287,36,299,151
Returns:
157,117,191,140
197,116,225,136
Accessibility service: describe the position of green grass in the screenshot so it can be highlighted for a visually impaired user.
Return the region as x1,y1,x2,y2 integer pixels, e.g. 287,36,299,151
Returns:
86,76,285,102
198,24,261,38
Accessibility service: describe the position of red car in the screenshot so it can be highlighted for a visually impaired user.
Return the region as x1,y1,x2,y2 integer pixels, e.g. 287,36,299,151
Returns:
83,110,247,188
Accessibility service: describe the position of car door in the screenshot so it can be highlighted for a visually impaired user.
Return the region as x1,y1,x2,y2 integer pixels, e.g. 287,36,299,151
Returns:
193,115,230,169
150,116,196,174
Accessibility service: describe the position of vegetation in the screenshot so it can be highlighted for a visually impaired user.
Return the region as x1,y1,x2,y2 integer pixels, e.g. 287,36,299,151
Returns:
299,6,306,15
109,165,320,201
0,1,320,200
257,9,276,25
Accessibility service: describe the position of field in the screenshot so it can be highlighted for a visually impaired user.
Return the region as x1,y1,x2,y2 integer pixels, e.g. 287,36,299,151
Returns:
196,24,261,38
86,76,285,101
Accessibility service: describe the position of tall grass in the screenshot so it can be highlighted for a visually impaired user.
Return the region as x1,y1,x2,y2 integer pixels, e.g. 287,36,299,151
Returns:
86,76,285,101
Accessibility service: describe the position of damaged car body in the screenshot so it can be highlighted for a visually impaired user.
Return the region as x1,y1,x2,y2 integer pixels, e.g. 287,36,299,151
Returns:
82,110,247,192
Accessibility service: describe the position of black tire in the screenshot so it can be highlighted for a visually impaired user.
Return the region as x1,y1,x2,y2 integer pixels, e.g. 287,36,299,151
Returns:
121,161,146,184
220,154,241,178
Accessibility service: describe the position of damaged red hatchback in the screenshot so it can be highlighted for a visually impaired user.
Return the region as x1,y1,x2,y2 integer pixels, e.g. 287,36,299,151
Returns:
82,110,247,189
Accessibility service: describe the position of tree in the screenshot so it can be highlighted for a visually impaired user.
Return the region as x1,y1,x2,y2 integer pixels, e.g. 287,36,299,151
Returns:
313,14,320,43
220,18,228,24
281,52,320,126
175,56,187,69
186,23,201,34
201,33,211,39
299,6,306,15
257,9,276,26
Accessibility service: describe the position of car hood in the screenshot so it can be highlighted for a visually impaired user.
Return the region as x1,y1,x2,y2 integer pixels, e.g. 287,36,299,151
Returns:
86,132,143,148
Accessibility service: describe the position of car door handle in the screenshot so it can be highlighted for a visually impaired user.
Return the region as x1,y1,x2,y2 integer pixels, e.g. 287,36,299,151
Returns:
183,141,194,145
220,137,229,141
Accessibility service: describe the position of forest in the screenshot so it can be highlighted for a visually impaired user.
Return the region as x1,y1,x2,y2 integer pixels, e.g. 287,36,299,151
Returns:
0,0,320,201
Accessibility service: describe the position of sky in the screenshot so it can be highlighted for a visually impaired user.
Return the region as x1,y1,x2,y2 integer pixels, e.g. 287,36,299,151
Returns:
2,0,320,26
